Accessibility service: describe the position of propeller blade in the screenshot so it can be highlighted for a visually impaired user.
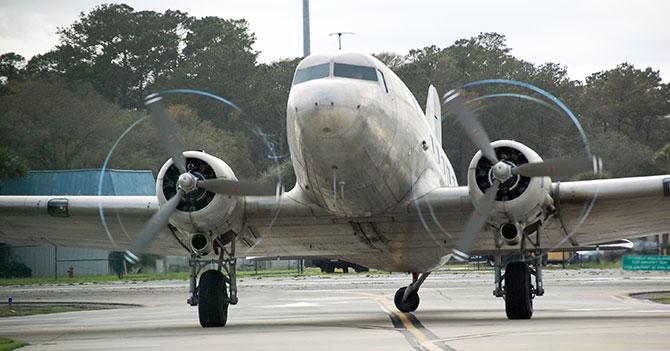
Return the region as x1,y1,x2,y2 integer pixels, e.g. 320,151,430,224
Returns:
444,90,498,164
124,188,183,264
511,156,602,178
197,178,279,196
144,93,187,174
452,179,501,261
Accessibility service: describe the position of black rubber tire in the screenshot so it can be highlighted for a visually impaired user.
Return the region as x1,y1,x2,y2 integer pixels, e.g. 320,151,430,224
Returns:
504,262,533,319
198,270,229,327
323,262,335,273
394,287,420,312
354,265,369,273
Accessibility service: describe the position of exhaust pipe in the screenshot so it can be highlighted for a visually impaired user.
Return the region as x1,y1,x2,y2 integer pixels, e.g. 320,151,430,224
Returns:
190,233,212,256
499,223,522,246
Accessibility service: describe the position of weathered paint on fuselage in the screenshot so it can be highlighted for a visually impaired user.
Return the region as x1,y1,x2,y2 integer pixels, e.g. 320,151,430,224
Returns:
287,52,458,217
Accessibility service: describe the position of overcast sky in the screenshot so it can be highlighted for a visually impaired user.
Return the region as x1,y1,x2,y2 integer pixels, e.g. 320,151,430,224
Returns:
1,0,668,81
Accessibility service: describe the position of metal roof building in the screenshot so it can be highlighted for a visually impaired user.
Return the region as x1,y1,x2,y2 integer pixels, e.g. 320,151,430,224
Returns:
0,169,155,277
0,169,155,196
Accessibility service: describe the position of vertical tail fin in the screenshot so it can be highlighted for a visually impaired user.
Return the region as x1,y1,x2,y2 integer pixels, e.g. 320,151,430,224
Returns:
425,85,442,146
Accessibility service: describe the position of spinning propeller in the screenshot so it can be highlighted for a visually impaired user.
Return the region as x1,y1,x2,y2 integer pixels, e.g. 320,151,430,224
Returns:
124,93,278,264
443,90,602,261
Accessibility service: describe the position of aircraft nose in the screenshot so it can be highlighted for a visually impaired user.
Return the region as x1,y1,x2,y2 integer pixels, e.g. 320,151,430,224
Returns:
290,84,364,138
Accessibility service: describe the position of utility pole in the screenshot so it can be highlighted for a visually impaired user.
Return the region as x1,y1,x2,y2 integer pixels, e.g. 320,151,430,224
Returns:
302,0,310,57
54,245,58,280
298,14,310,284
329,32,355,50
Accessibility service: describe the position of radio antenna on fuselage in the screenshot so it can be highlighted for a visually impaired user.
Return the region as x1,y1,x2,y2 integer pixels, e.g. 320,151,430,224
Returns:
329,32,355,50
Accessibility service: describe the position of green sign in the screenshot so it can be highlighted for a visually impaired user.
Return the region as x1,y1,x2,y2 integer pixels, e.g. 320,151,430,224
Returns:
623,256,670,271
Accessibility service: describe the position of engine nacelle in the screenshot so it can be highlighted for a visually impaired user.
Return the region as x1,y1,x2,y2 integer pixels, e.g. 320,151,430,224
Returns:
156,150,243,235
467,140,554,240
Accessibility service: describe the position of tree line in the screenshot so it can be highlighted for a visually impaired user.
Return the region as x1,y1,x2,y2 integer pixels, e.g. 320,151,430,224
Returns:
1,4,669,187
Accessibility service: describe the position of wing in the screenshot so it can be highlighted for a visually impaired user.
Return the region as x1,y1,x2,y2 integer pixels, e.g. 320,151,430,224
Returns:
547,175,670,247
2,175,667,271
0,195,189,255
409,175,670,252
0,188,466,271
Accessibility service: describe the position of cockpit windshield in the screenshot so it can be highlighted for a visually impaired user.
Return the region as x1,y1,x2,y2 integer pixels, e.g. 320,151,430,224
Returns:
292,63,330,85
333,63,378,82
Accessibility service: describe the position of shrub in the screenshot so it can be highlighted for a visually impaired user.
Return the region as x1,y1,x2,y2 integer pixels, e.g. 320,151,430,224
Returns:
0,261,32,278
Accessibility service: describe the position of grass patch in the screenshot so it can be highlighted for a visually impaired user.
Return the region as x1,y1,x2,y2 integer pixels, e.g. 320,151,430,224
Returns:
0,305,102,318
439,260,625,271
651,296,670,304
0,271,189,286
239,267,323,278
0,337,27,351
440,263,494,271
0,267,389,286
543,260,622,270
571,260,622,269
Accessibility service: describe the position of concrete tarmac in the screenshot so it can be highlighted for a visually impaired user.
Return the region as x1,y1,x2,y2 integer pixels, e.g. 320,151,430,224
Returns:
1,269,670,350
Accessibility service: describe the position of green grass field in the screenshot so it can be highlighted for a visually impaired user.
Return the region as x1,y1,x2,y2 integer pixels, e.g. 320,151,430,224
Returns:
0,260,634,287
439,260,625,271
547,260,623,270
0,267,391,286
0,337,27,351
0,271,188,286
652,296,670,304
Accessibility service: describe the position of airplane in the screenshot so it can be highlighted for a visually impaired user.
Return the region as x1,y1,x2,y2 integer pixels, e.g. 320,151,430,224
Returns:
1,51,669,327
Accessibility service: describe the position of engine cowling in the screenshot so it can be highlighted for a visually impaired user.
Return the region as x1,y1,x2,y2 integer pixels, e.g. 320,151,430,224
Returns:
156,150,243,234
467,140,554,244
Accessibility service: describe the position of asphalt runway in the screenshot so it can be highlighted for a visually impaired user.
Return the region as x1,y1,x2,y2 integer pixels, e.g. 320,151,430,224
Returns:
2,269,670,350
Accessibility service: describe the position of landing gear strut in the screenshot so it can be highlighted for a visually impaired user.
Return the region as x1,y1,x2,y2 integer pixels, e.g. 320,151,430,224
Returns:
187,236,238,327
394,272,431,313
492,221,547,320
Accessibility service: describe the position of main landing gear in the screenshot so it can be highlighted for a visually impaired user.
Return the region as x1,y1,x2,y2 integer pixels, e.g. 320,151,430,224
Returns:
394,272,431,312
392,256,543,319
187,236,238,327
493,255,544,319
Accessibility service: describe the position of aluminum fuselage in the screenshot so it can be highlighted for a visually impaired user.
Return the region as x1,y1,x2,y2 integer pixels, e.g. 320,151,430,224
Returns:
287,52,458,217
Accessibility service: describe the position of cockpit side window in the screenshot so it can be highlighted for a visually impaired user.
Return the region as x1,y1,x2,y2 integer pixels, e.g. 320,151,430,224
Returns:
293,63,330,85
333,63,378,82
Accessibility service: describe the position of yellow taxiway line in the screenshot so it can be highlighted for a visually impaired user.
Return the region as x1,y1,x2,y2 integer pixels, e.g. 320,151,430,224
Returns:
375,296,443,351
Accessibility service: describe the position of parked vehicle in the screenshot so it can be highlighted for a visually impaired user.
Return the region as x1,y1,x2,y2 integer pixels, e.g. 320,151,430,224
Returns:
310,259,369,273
